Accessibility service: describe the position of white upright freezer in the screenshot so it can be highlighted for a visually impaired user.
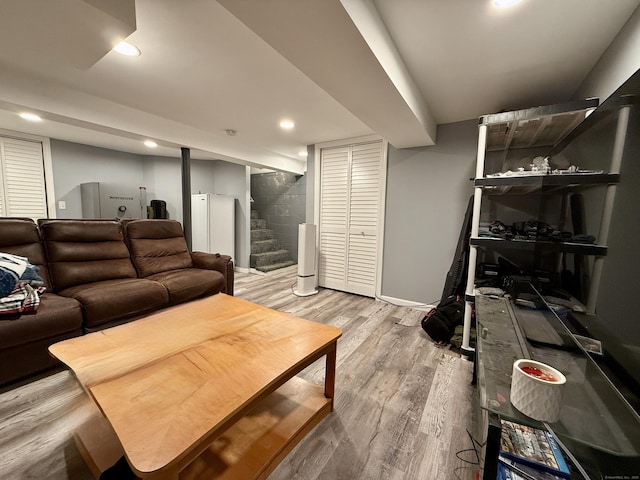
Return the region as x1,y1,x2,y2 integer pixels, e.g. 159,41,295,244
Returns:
191,193,235,260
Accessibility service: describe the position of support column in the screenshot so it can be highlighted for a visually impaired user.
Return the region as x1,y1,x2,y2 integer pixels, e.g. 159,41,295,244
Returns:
181,147,192,251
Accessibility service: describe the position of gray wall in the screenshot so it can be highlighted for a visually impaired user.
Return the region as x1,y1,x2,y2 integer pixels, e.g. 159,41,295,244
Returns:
382,120,477,304
573,5,640,103
48,140,250,269
305,144,315,222
50,140,146,219
251,171,306,260
142,155,182,221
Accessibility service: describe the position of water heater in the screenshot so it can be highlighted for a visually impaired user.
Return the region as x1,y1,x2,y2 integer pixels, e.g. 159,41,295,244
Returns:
294,223,318,297
80,182,146,219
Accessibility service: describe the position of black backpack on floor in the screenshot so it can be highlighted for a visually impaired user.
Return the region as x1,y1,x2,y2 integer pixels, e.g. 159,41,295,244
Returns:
421,295,464,344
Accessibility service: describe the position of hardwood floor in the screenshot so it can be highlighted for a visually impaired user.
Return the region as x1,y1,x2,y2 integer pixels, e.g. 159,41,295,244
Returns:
0,266,480,480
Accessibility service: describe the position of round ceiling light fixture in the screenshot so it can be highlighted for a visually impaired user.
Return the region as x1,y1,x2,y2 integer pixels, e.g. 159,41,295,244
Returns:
144,140,158,148
492,0,523,7
18,112,42,122
279,119,295,130
113,41,141,56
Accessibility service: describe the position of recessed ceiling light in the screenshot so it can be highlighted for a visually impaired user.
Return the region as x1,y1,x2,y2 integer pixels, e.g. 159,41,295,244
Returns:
144,140,157,148
492,0,523,7
279,120,295,130
298,150,308,157
113,41,141,57
18,112,42,122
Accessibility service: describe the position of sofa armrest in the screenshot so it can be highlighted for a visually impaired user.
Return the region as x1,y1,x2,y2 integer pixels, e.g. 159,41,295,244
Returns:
190,252,234,295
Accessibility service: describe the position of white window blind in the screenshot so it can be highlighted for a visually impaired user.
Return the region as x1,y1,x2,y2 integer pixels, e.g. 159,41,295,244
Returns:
0,137,48,219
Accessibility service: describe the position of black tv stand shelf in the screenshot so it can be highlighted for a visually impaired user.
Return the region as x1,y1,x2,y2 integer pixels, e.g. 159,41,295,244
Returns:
475,294,640,479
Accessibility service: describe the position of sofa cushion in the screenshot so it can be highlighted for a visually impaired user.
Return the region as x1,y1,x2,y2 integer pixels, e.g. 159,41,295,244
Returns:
39,220,137,291
125,220,194,277
59,278,169,330
147,268,225,305
0,291,83,385
0,293,83,349
0,217,53,289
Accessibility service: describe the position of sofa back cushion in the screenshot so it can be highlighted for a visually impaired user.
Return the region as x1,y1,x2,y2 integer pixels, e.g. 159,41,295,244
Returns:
125,220,193,277
39,219,137,291
0,217,53,290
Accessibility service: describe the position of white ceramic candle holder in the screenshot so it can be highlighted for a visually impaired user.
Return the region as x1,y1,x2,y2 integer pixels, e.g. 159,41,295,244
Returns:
510,359,566,422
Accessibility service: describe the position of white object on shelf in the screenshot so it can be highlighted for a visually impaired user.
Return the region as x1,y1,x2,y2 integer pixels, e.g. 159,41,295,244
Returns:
510,359,566,423
191,193,235,260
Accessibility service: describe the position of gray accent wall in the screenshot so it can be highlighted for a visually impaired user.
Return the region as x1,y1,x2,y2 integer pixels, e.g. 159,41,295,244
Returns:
251,171,306,260
382,120,477,304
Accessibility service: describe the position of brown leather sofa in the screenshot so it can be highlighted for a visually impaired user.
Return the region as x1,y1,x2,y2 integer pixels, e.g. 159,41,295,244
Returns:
0,218,233,386
0,218,84,386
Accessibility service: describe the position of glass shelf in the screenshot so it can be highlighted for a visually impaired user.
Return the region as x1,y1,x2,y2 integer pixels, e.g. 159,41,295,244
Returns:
474,172,620,193
470,237,608,256
481,98,599,152
475,294,640,479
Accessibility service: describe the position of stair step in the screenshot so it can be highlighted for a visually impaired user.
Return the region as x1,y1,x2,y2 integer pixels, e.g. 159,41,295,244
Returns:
251,218,267,230
255,260,297,273
250,250,292,268
251,238,281,254
250,229,275,241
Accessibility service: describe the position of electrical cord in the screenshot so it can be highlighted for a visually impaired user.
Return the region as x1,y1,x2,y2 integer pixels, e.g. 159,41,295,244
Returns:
455,428,483,465
451,429,484,480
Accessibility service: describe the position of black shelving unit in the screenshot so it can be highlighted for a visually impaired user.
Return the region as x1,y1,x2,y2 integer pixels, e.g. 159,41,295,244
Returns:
465,96,636,480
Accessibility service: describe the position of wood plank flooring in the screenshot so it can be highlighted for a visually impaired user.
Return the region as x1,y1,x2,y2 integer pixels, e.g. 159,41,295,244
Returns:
0,266,480,480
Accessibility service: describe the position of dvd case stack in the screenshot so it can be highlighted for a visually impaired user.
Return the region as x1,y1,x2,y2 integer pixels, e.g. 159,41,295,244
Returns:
497,420,570,479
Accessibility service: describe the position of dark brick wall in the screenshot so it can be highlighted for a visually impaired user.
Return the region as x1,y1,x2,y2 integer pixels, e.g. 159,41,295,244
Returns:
251,172,306,260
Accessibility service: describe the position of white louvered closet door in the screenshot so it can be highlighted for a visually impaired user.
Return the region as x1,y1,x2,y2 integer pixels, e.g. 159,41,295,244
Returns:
0,137,48,219
319,141,383,297
319,147,349,291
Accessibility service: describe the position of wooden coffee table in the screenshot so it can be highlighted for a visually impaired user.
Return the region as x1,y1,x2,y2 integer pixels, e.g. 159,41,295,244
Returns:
49,294,342,479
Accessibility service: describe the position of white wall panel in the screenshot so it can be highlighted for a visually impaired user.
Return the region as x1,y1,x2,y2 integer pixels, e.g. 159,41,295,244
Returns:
0,137,47,220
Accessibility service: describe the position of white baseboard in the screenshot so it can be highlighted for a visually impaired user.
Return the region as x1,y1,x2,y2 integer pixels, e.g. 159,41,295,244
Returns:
377,295,436,311
234,266,268,276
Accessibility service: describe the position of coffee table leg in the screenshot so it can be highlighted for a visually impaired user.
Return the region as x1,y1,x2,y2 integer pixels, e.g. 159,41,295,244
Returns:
324,341,337,410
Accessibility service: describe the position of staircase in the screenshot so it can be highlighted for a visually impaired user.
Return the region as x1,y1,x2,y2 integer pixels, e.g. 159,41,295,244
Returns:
250,209,296,273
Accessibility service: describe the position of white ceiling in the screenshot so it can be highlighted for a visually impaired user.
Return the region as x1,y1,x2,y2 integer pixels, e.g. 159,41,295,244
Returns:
0,0,638,174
